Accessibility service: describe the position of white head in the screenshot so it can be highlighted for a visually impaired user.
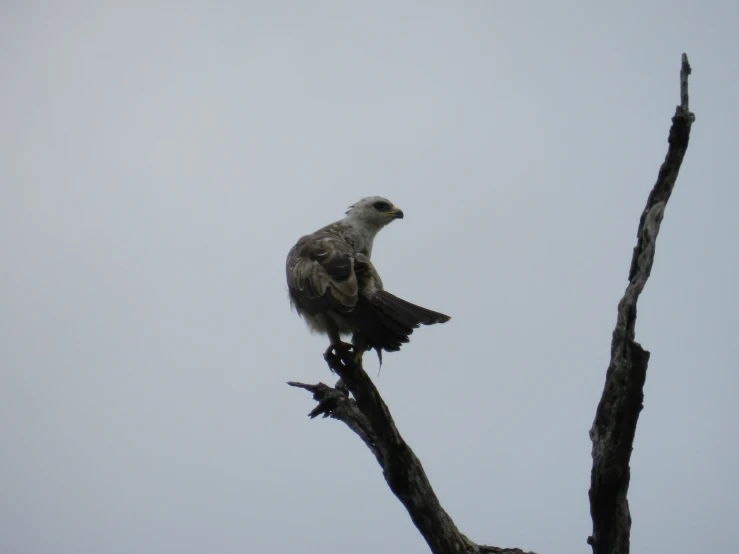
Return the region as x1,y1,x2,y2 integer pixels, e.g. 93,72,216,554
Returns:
344,196,404,232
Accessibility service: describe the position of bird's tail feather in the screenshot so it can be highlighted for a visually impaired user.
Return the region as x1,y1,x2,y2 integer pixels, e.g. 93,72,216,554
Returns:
351,290,450,354
371,291,451,326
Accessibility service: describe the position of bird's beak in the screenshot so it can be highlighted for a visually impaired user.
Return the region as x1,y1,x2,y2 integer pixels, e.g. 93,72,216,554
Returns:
390,206,404,219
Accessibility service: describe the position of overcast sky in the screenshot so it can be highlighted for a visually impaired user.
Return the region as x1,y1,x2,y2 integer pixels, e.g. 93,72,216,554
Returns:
2,2,738,553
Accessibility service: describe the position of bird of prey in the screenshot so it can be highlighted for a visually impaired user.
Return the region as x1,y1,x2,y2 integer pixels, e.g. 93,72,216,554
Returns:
286,196,450,363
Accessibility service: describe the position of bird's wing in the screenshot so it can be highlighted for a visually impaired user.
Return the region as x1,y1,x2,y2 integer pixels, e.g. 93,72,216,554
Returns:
286,231,359,315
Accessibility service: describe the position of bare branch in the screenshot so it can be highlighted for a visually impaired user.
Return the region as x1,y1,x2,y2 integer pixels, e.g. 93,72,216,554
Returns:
291,349,536,554
588,54,695,554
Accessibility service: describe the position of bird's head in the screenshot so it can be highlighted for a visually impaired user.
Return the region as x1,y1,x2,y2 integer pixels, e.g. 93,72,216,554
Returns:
345,196,404,231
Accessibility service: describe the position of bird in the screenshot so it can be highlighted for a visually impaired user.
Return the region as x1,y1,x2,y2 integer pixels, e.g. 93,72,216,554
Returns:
286,196,450,364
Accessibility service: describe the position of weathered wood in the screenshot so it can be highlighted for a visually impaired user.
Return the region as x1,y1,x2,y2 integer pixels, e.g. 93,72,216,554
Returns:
587,54,695,554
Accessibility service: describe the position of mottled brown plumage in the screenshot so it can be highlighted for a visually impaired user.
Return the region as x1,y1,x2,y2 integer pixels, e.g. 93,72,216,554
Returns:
286,197,450,359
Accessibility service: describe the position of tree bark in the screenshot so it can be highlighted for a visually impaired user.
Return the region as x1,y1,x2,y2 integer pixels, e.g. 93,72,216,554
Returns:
290,54,694,554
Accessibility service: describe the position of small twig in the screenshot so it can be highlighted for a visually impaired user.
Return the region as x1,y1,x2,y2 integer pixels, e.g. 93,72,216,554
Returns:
680,53,692,112
588,54,695,554
287,379,382,463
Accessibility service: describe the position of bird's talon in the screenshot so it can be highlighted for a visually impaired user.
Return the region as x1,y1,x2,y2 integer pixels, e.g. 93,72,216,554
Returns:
324,342,352,360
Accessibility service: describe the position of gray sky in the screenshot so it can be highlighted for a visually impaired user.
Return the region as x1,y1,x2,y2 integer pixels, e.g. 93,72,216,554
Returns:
2,2,738,553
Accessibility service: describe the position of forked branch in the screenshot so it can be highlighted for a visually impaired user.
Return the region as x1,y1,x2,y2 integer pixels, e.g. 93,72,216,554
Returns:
291,54,695,554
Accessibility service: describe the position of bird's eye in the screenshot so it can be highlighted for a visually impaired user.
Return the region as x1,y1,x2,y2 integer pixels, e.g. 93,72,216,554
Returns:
373,201,390,211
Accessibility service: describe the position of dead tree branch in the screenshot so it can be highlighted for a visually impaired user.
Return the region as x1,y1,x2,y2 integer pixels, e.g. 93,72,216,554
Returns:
289,350,534,554
587,54,695,554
